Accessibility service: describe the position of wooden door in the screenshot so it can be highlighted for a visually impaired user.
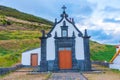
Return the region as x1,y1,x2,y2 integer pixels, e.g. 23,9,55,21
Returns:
31,54,38,67
59,48,72,69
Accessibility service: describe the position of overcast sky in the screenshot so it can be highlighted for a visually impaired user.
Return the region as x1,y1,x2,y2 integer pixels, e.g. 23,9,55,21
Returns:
0,0,120,45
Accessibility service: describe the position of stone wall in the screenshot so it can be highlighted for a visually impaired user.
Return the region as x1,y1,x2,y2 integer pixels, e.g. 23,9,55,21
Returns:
0,64,23,75
92,61,109,67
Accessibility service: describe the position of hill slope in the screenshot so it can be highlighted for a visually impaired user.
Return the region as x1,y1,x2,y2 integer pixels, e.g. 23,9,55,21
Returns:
90,41,115,62
0,5,53,31
0,5,52,67
0,5,116,67
0,5,52,25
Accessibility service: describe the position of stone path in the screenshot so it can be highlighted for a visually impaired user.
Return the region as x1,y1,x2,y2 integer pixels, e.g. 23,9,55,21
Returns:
48,72,88,80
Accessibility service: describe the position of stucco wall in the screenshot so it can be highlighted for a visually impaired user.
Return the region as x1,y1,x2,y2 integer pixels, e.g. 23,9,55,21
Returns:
22,48,41,65
110,45,120,70
113,55,120,64
109,64,120,70
46,18,84,60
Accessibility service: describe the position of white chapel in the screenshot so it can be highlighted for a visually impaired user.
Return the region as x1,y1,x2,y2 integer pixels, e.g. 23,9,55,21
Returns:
22,6,91,72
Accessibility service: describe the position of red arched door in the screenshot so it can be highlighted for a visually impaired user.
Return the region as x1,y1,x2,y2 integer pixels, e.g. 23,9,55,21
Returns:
59,48,72,69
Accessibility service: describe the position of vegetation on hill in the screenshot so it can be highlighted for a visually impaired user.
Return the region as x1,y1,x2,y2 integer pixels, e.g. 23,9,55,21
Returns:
0,30,41,67
0,5,52,67
90,41,115,62
0,15,11,26
0,15,51,31
0,5,52,31
0,5,52,25
0,30,41,40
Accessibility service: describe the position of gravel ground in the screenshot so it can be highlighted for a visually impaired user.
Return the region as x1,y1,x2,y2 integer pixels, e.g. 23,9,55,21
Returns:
1,65,120,80
0,68,48,80
84,64,120,80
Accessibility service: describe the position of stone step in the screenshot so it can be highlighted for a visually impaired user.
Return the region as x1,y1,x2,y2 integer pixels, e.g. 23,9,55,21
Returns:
57,69,80,72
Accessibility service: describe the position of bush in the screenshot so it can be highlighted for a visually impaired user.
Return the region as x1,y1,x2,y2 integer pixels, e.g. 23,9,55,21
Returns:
0,15,11,26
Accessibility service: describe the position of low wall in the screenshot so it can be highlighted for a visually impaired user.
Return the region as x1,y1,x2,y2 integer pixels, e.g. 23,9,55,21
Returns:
92,61,109,67
0,64,23,75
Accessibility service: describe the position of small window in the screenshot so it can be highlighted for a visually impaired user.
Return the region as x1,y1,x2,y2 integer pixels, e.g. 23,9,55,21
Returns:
62,30,67,37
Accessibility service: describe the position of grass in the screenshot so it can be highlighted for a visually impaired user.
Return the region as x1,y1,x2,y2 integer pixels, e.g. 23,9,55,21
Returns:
0,5,53,25
0,5,53,67
0,30,41,67
0,39,40,67
9,21,52,30
45,72,52,80
0,30,41,40
90,41,115,62
111,69,120,73
0,47,13,56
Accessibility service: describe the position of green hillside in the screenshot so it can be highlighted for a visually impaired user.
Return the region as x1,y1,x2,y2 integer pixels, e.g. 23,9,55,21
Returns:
0,30,41,67
90,41,115,62
0,5,51,67
0,5,52,25
0,5,116,67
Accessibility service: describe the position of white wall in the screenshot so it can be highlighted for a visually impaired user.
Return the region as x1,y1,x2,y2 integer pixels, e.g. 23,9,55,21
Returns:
109,48,120,70
76,37,84,59
109,64,120,70
22,48,41,65
46,18,84,60
113,55,120,64
116,47,119,52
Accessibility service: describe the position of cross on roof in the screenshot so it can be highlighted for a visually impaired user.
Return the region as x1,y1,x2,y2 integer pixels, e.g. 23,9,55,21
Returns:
62,5,67,11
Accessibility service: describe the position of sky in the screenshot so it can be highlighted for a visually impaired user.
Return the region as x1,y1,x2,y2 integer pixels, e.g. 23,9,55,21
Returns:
0,0,120,45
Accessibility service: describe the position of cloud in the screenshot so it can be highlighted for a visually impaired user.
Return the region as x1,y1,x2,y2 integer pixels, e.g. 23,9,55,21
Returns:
76,15,120,45
103,6,120,12
75,0,120,45
87,29,120,45
103,18,120,24
88,29,111,40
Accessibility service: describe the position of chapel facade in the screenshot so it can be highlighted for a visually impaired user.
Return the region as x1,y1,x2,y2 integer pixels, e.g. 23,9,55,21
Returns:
40,6,91,72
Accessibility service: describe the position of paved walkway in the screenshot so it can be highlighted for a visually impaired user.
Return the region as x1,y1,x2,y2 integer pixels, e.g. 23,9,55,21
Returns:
48,72,88,80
